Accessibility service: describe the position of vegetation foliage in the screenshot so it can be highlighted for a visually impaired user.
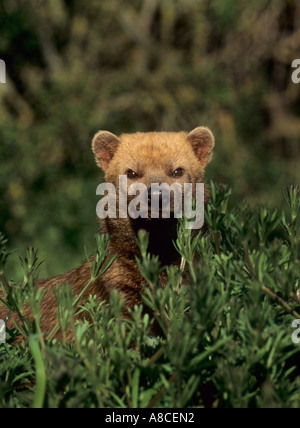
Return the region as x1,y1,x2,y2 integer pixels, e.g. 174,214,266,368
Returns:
0,184,299,408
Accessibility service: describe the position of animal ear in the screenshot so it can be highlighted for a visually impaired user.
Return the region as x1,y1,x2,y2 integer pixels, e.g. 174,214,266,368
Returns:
187,127,215,166
92,131,121,170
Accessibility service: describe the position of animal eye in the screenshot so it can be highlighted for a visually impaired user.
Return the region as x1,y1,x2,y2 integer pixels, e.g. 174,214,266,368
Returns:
127,169,138,179
172,168,184,178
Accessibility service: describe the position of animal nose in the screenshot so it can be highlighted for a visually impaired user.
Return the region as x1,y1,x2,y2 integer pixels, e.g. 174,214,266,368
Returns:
148,187,163,203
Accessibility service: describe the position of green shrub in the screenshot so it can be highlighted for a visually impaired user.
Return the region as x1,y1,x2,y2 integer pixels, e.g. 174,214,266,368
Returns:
0,184,299,408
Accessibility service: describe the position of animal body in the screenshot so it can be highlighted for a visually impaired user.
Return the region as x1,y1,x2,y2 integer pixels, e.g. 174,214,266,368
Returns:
0,127,215,341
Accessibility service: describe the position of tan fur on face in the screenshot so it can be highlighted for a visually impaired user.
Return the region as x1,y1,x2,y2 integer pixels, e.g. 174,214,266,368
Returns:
104,130,213,188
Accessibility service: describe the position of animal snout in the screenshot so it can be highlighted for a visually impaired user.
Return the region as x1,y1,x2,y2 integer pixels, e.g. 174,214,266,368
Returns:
148,187,163,203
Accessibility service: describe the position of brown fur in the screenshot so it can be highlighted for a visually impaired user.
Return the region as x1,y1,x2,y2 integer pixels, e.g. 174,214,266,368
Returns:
0,128,215,342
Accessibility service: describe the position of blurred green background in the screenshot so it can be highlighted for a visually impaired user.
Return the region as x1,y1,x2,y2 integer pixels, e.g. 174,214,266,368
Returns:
0,0,299,281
